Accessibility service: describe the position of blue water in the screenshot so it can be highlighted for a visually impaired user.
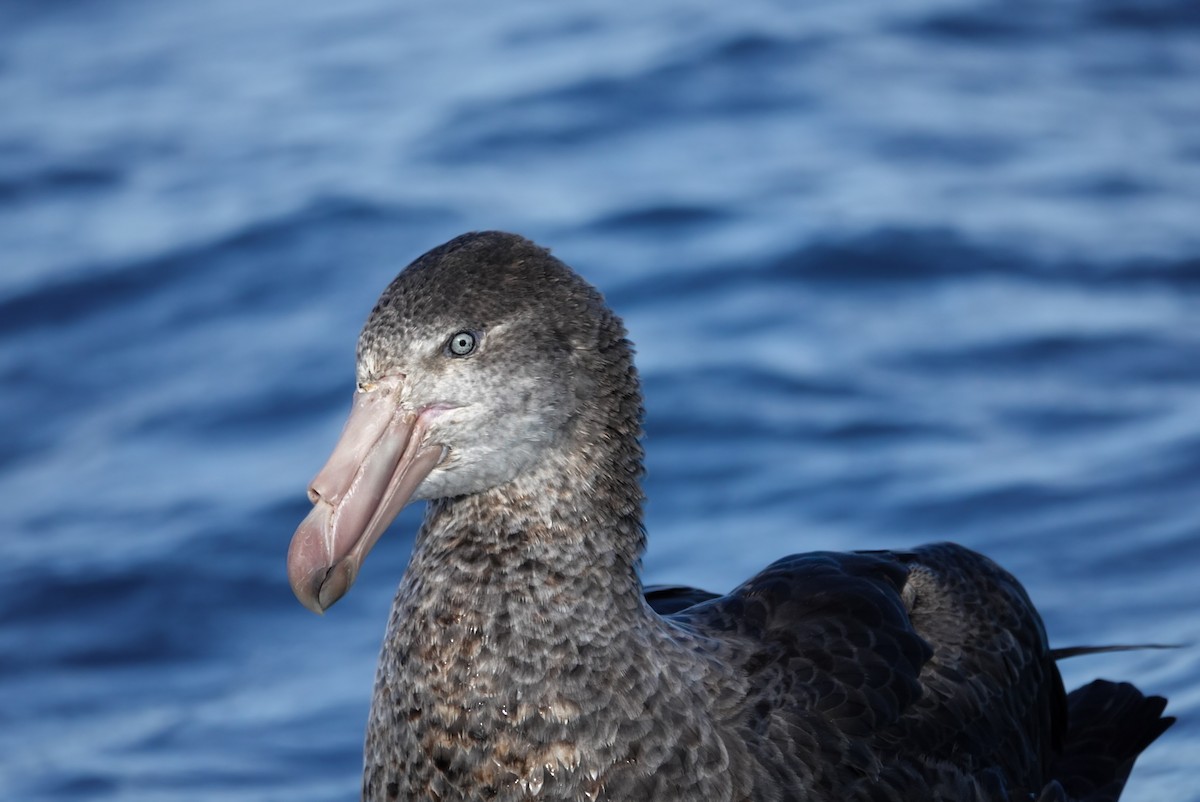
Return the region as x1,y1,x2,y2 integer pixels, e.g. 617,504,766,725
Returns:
2,1,1198,799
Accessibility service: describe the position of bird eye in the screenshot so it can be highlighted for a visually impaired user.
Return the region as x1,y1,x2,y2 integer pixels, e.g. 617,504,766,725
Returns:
447,330,477,357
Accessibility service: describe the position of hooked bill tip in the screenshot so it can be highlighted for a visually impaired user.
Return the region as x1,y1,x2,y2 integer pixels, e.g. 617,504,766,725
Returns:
316,560,357,612
291,559,357,615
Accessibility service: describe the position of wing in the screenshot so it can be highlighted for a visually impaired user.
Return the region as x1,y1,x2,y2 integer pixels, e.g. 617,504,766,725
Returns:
643,583,720,615
668,543,1064,797
871,543,1063,787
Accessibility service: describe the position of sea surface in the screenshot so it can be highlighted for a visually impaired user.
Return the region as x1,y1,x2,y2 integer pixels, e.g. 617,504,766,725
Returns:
2,0,1198,799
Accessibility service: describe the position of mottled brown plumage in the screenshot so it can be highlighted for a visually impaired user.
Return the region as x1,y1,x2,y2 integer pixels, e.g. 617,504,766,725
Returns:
290,231,1172,802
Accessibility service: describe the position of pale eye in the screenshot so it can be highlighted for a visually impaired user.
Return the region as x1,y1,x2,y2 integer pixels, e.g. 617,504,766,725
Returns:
447,330,477,357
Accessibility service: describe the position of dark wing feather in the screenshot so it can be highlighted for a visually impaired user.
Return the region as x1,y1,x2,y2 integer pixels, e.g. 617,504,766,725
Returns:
669,550,938,796
871,543,1064,786
643,584,720,616
668,543,1068,798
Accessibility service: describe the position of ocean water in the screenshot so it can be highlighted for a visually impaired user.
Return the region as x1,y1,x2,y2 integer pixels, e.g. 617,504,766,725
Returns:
2,0,1198,799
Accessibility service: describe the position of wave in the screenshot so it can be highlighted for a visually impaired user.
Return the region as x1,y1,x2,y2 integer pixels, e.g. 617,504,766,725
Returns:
609,228,1200,309
424,30,827,162
901,0,1200,42
0,163,122,205
0,196,453,338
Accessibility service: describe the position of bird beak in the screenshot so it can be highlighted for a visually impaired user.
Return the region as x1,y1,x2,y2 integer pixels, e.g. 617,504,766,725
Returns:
287,379,445,614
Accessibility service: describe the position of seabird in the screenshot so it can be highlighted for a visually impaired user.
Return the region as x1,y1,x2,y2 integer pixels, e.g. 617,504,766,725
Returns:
288,231,1172,801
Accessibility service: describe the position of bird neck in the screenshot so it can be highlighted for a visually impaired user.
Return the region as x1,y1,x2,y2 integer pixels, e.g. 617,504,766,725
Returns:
371,430,655,750
406,418,648,621
367,482,683,801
